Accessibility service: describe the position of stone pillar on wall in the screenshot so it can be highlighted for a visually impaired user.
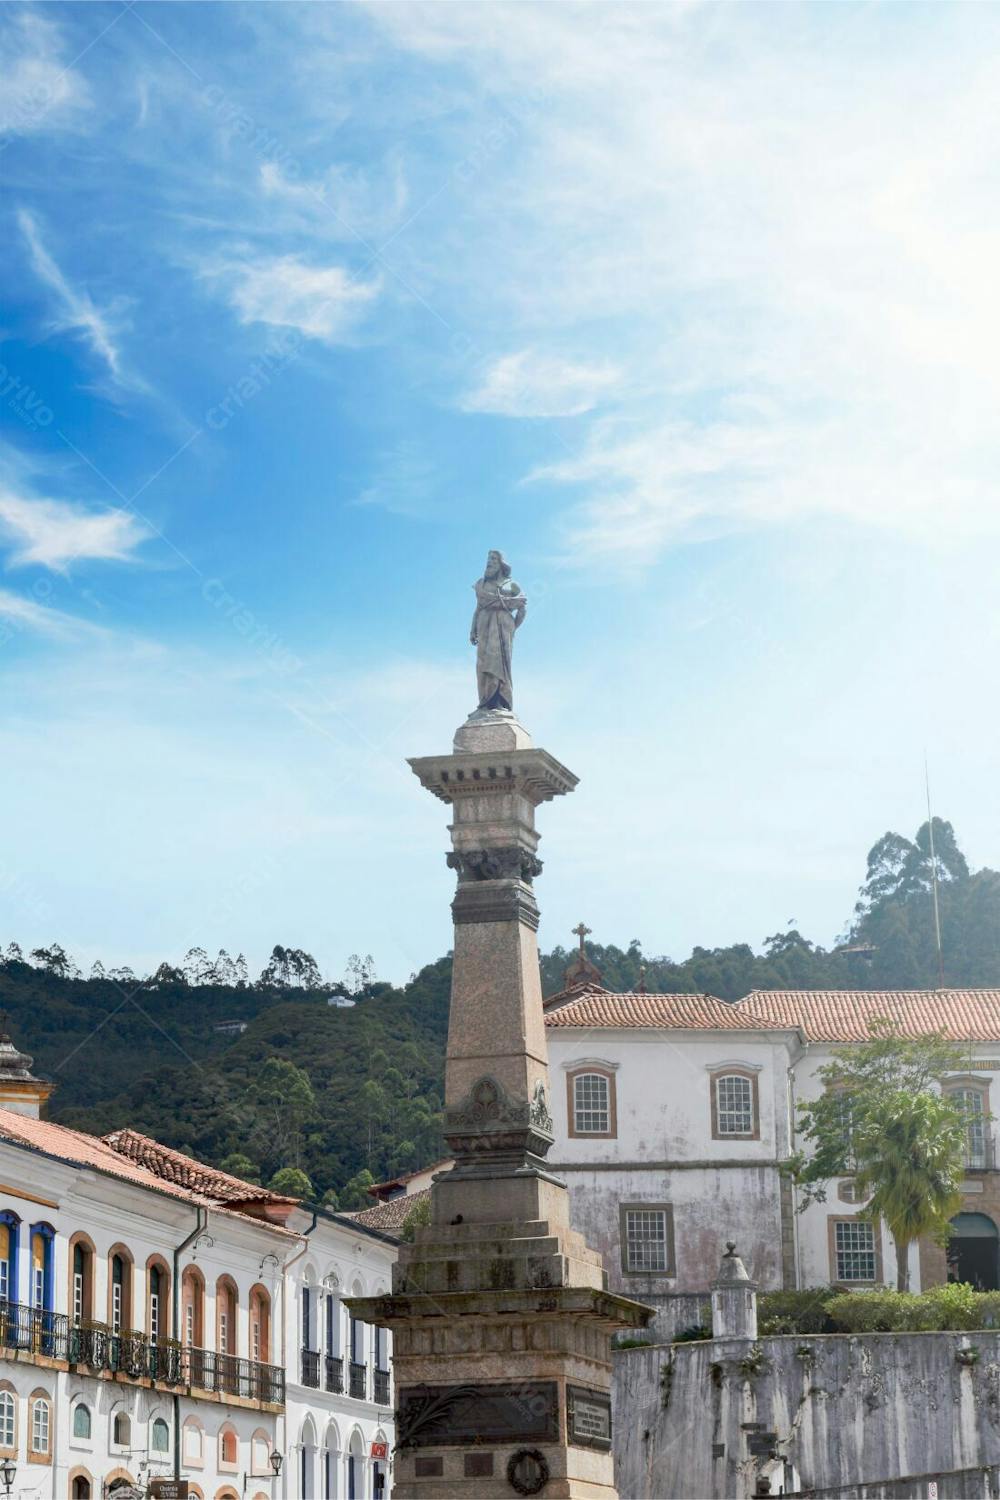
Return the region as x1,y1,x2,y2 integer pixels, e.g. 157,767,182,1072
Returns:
711,1242,758,1340
346,706,651,1498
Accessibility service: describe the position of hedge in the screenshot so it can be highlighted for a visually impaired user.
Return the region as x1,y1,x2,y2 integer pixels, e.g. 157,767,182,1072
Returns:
826,1282,1000,1333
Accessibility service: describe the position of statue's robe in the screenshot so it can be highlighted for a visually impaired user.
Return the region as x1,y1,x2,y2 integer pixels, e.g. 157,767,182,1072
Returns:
473,578,524,709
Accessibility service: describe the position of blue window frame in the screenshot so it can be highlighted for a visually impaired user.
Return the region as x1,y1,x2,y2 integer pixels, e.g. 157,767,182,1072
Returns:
0,1211,20,1304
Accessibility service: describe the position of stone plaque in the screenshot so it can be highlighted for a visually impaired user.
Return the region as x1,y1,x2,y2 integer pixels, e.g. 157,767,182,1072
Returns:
567,1385,612,1451
414,1456,443,1478
398,1381,559,1449
465,1452,495,1477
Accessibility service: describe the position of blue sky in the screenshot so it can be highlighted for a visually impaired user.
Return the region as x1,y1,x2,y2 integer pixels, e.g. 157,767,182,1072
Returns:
2,1,999,985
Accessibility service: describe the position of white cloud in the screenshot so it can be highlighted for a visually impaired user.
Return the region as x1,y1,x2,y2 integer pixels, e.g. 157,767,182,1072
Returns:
0,11,91,137
0,587,106,641
17,209,144,393
216,254,381,342
369,3,1000,564
0,490,150,571
259,159,409,242
462,350,620,417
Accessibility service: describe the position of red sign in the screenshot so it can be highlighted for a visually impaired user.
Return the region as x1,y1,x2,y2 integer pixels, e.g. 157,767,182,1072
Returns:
371,1441,388,1459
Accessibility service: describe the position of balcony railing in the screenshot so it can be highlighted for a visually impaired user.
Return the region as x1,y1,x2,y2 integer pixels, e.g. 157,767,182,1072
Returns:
325,1355,344,1393
0,1305,283,1403
349,1360,367,1400
301,1348,320,1388
0,1302,65,1358
965,1131,996,1171
373,1368,390,1405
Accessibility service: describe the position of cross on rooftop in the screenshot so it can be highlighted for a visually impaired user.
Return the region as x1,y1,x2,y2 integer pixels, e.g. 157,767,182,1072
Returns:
572,922,591,954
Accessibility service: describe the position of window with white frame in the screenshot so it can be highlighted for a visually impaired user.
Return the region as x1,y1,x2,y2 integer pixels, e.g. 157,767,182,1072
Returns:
833,1219,877,1282
714,1073,754,1136
572,1072,610,1134
0,1391,14,1447
31,1397,50,1454
620,1204,674,1275
949,1086,989,1168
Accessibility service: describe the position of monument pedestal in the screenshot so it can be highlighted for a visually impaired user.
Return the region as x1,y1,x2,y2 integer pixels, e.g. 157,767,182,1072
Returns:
347,710,650,1498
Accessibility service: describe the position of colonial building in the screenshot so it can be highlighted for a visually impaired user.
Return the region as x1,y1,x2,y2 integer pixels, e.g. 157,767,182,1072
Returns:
0,1026,394,1499
543,977,1000,1329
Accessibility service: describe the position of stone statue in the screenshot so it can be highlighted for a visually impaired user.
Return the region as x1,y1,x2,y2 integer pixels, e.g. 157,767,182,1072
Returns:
470,550,527,711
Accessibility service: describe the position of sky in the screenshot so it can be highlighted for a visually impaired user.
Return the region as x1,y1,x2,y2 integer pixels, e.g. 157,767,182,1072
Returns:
1,1,999,987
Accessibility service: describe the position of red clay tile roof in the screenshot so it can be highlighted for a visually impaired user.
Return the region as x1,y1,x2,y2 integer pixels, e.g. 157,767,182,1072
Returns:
102,1128,289,1204
739,989,1000,1042
543,985,1000,1043
543,987,749,1031
0,1110,297,1234
349,1188,430,1238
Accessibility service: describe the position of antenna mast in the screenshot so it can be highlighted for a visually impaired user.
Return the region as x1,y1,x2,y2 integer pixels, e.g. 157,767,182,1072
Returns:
925,754,945,988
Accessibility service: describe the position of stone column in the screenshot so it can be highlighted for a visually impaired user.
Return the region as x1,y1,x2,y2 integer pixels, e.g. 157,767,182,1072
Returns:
346,709,651,1499
711,1242,758,1340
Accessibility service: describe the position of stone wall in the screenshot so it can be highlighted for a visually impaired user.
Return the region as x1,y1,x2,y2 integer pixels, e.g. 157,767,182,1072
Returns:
612,1331,1000,1499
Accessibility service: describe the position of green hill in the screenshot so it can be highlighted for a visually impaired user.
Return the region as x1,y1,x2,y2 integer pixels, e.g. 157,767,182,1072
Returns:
3,817,997,1206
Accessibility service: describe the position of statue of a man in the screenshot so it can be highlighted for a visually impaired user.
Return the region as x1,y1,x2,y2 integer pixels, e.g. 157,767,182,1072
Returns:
470,550,527,710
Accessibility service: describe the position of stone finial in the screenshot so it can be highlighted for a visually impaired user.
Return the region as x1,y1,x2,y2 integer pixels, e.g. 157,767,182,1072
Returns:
0,1020,53,1119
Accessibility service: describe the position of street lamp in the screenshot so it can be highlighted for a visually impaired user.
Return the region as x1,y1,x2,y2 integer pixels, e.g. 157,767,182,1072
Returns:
0,1459,15,1498
243,1451,283,1494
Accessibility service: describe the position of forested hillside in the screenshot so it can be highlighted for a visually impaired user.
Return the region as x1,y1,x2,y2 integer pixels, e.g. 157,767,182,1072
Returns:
2,817,997,1206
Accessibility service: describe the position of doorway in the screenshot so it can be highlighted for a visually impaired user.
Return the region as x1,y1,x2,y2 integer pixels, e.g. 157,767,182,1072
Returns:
947,1212,999,1289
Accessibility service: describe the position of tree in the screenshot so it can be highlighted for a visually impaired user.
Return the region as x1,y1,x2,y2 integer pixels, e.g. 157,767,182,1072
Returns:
789,1021,970,1290
337,1169,376,1210
239,1057,316,1175
269,1166,313,1198
400,1195,431,1241
151,962,187,986
30,943,77,978
219,1152,260,1183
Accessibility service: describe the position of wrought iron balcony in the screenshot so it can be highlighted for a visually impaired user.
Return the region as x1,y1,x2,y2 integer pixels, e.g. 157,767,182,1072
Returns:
373,1368,390,1405
186,1347,284,1404
0,1301,65,1358
0,1302,283,1403
301,1348,321,1388
965,1131,996,1171
349,1360,367,1399
325,1354,344,1393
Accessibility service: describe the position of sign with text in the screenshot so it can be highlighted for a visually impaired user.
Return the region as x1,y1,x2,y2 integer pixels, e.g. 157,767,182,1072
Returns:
150,1482,190,1500
567,1385,612,1451
371,1441,389,1459
398,1381,559,1448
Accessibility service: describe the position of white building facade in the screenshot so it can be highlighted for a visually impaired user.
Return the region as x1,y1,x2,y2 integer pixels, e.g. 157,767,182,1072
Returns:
0,1029,394,1500
544,983,1000,1330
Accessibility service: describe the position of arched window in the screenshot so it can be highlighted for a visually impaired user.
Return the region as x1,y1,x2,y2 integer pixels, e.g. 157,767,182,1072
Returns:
709,1068,760,1140
249,1284,271,1363
30,1392,51,1455
148,1262,167,1340
183,1418,204,1464
0,1388,15,1449
182,1266,204,1348
567,1065,617,1138
71,1478,92,1499
0,1211,19,1303
216,1276,237,1355
69,1235,96,1326
220,1425,238,1466
252,1431,271,1474
73,1402,92,1440
29,1224,54,1313
302,1278,315,1350
111,1255,125,1332
113,1411,131,1447
151,1417,170,1453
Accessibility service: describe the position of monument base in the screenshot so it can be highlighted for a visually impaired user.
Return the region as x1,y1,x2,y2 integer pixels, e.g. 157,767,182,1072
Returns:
350,1216,650,1499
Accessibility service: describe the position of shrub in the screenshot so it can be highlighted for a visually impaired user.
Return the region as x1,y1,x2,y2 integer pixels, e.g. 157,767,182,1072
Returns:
758,1288,838,1336
673,1323,711,1343
827,1282,993,1333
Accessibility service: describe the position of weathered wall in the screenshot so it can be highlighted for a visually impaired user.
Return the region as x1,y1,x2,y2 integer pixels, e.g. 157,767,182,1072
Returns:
613,1331,1000,1499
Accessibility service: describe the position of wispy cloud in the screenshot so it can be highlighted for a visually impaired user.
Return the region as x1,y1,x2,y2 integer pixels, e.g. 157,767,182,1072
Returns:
0,489,150,571
463,350,620,418
0,11,91,138
209,253,381,342
17,209,145,394
0,587,107,642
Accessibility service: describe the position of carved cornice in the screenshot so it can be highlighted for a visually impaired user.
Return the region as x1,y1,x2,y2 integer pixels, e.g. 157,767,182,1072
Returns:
409,749,578,806
452,883,541,930
444,1074,554,1164
446,847,544,884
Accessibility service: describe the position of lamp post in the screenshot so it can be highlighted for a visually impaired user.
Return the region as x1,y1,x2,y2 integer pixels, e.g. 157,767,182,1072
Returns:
242,1450,283,1495
0,1458,14,1497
